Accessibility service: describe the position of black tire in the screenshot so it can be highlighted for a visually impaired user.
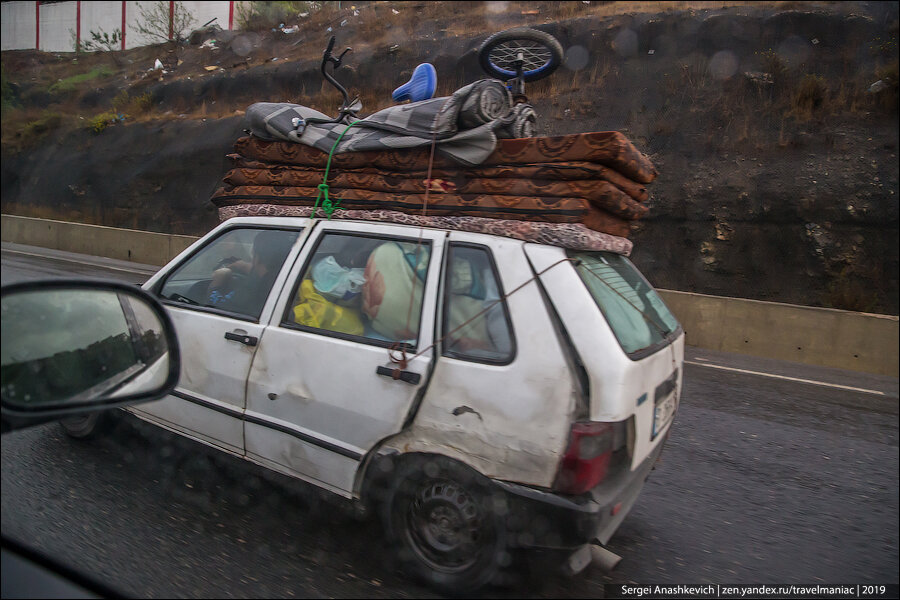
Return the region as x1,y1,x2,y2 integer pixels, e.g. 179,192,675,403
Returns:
59,411,111,440
478,28,564,83
383,456,509,594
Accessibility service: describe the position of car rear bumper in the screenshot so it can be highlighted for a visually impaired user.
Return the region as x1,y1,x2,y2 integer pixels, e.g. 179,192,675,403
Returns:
491,437,667,549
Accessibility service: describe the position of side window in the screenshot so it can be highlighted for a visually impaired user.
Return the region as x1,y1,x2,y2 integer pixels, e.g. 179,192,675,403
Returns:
283,233,432,347
442,245,515,364
159,228,300,320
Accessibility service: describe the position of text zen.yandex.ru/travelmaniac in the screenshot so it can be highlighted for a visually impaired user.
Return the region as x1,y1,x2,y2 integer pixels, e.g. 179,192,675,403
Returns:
611,584,894,598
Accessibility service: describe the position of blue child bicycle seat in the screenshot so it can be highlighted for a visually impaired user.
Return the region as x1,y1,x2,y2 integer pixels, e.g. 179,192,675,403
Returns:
391,63,437,103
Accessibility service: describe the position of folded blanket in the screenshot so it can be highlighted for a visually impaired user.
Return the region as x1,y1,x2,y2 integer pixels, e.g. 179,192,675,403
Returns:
223,167,648,220
234,131,657,183
245,79,520,166
217,204,634,255
227,155,650,202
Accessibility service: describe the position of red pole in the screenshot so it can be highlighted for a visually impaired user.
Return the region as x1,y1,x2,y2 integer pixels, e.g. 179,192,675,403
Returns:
228,1,234,30
168,1,174,40
121,1,126,50
35,1,40,51
76,1,81,50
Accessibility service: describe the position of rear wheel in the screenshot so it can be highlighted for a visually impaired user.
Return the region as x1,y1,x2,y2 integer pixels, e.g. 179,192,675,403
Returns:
384,457,509,594
478,28,564,83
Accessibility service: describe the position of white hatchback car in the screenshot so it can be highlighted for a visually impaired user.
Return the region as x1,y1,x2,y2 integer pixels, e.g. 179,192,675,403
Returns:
67,216,683,592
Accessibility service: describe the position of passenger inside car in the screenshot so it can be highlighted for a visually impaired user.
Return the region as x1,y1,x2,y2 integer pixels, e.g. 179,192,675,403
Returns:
288,235,430,345
443,246,513,362
207,230,296,316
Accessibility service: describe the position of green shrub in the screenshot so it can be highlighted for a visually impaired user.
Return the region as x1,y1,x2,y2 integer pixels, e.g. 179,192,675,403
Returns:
112,89,130,112
133,92,154,114
1,66,19,114
135,1,196,43
110,91,154,117
89,111,119,133
48,66,114,94
758,49,788,86
872,60,898,113
237,1,324,31
22,111,62,138
78,27,122,53
792,74,827,119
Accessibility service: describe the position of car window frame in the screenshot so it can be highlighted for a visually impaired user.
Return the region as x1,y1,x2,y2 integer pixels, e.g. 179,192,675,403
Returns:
440,242,517,366
152,224,304,324
278,229,435,352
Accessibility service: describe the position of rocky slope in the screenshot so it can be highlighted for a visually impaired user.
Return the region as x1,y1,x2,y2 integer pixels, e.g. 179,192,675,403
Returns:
2,1,897,313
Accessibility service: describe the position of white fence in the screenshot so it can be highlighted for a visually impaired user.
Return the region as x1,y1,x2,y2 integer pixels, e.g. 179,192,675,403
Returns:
1,1,236,52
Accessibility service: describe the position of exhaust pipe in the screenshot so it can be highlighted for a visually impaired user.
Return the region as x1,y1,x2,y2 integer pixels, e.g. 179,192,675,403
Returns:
590,544,622,571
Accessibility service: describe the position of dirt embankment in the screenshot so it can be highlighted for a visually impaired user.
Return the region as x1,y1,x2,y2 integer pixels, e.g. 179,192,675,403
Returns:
2,2,897,313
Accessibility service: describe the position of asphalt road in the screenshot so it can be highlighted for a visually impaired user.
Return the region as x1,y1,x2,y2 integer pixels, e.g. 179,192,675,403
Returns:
2,243,898,598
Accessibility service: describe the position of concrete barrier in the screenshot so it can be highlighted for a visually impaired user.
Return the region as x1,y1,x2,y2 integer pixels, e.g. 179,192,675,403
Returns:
657,290,898,377
1,214,198,267
3,213,898,377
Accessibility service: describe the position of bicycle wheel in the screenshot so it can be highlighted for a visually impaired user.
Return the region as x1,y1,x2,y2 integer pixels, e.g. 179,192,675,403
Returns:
478,28,564,83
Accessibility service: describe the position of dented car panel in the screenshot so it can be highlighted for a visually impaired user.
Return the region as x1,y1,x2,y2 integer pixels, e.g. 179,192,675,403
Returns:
382,231,579,488
244,221,445,494
523,243,684,469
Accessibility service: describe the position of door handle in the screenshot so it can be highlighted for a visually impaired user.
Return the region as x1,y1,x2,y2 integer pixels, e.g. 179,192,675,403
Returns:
376,366,421,385
225,331,258,346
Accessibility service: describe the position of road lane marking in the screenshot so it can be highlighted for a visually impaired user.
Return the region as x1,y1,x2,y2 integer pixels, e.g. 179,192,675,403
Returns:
685,360,888,396
1,248,156,276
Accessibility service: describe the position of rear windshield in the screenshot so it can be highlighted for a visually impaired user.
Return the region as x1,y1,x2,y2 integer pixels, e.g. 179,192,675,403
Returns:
568,251,680,357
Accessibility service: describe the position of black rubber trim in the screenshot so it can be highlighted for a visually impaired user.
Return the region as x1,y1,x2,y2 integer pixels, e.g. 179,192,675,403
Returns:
171,390,242,418
375,366,421,385
654,368,679,402
490,440,667,549
243,413,362,460
170,390,362,461
224,331,258,346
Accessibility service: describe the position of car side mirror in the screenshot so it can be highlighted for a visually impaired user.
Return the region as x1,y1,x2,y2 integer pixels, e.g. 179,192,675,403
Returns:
1,280,181,433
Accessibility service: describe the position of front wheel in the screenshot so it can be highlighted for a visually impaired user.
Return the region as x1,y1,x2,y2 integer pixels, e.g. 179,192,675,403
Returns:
59,411,110,440
384,457,509,594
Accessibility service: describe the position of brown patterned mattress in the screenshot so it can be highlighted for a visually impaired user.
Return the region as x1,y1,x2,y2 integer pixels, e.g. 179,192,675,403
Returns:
234,131,657,184
223,166,648,220
216,130,656,242
227,156,650,203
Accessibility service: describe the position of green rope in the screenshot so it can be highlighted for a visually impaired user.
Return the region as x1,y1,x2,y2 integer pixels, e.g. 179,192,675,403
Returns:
313,119,361,220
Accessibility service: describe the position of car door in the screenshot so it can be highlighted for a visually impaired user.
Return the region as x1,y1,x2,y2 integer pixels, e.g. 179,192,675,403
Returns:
134,221,308,453
412,232,578,487
244,221,445,495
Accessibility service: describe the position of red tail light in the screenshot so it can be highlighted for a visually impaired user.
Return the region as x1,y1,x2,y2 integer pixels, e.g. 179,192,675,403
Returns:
554,421,625,495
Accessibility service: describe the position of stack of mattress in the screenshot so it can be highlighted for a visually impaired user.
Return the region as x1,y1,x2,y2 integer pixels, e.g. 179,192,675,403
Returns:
211,129,656,254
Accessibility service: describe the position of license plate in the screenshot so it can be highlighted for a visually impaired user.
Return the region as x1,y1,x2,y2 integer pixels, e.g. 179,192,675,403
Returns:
652,393,677,439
